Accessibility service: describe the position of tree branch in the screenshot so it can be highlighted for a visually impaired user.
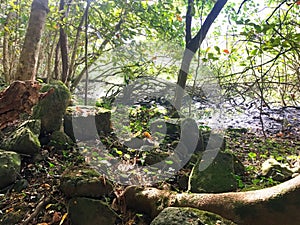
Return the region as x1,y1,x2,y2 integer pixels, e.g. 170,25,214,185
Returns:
188,0,228,53
185,0,193,45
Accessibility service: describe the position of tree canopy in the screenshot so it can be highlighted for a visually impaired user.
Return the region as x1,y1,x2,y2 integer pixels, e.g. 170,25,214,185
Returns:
0,0,299,107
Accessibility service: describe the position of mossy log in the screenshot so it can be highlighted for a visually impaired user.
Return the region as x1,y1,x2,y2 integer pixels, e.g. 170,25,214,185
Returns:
123,175,300,225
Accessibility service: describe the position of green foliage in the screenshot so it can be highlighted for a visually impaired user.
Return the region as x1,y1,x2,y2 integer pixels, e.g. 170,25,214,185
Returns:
128,104,165,135
226,129,299,190
0,0,298,107
201,0,300,106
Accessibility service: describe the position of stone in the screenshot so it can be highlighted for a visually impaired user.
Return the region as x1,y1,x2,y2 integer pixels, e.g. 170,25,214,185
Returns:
68,197,117,225
5,127,40,155
261,158,293,182
0,150,21,189
190,152,244,193
150,207,236,225
123,137,145,149
49,130,73,150
60,166,113,198
64,106,111,141
18,119,41,136
143,150,171,165
33,81,71,135
12,179,29,192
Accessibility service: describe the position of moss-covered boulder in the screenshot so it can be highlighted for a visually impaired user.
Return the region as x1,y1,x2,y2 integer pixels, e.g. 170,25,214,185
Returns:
190,152,244,193
33,81,71,135
150,207,236,225
0,150,21,189
49,130,73,150
6,127,40,155
60,166,113,198
64,106,111,141
261,158,294,182
17,119,41,136
68,197,117,225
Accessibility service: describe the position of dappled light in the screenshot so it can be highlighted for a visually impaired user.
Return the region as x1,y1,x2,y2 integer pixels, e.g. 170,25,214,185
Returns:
0,0,299,224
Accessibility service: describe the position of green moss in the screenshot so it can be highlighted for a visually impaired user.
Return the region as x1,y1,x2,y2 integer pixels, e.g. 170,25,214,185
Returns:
62,166,101,182
8,127,41,155
49,130,73,150
151,207,236,225
33,81,71,134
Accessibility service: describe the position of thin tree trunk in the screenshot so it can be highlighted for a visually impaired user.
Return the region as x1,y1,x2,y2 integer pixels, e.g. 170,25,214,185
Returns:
3,12,14,82
46,30,59,81
59,0,70,84
15,0,49,81
71,11,124,90
174,0,228,110
68,2,90,82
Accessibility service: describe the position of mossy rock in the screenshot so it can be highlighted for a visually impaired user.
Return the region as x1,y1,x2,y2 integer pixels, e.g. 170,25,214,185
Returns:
33,81,71,134
68,197,117,225
18,119,41,136
49,130,74,150
0,150,21,189
60,165,113,198
150,207,236,225
191,151,244,193
64,106,111,141
6,127,40,155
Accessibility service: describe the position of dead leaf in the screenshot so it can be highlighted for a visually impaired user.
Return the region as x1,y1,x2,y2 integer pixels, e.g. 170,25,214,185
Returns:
52,211,62,223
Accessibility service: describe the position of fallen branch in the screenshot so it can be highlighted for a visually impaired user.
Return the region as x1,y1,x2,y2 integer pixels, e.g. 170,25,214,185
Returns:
22,195,51,225
123,174,300,225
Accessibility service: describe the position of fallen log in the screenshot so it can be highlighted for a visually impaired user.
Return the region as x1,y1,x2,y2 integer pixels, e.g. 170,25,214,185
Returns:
0,80,53,130
123,174,300,225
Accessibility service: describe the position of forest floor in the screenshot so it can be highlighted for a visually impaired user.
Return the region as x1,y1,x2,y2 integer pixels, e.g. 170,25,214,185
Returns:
1,105,300,225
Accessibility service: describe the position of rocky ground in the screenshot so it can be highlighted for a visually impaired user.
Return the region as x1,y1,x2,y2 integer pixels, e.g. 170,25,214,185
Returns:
1,80,299,225
1,106,299,224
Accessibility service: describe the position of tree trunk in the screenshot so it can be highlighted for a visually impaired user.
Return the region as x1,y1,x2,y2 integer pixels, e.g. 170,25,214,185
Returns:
68,2,90,82
174,0,228,110
3,11,14,82
123,174,300,225
59,0,71,83
15,0,49,81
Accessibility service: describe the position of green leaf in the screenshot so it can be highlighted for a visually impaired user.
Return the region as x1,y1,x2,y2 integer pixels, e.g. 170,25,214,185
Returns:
165,160,173,165
207,52,214,59
276,156,284,161
114,148,123,155
124,154,131,160
248,152,257,159
214,46,220,54
250,49,258,55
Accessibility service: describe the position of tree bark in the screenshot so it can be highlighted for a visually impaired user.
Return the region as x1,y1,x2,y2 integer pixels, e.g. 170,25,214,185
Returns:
0,80,53,130
15,0,49,81
174,0,228,110
123,174,300,225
